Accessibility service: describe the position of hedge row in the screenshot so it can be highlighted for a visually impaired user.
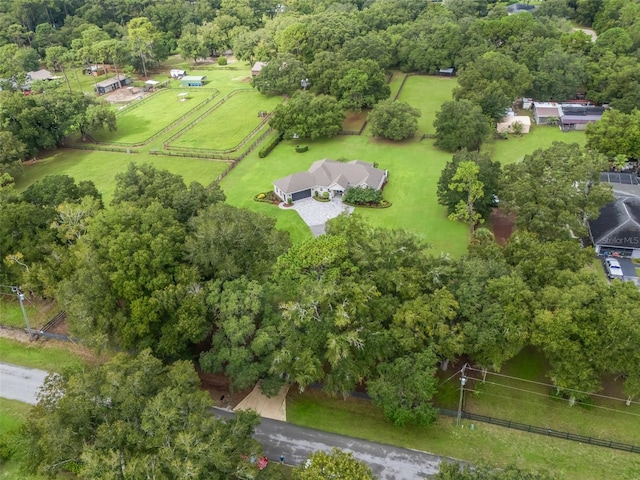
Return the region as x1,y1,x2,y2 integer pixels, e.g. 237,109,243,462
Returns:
258,132,284,158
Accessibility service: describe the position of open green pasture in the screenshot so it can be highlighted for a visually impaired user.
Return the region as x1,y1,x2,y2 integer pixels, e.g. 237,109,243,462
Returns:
90,88,215,145
15,150,230,206
169,90,282,152
165,62,254,95
397,75,457,135
221,133,469,256
287,388,640,480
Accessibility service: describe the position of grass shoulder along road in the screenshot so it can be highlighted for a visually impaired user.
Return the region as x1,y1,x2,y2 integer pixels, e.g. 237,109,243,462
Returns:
287,388,640,480
0,336,93,373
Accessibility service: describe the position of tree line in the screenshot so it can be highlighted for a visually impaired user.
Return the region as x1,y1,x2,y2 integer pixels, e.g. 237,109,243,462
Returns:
2,0,640,164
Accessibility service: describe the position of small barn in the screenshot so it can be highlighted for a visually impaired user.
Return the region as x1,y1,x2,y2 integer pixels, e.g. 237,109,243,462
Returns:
532,102,562,125
180,75,207,87
251,62,267,77
95,75,131,95
26,69,54,82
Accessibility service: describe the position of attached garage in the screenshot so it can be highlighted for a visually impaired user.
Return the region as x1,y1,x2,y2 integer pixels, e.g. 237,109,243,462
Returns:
291,189,312,201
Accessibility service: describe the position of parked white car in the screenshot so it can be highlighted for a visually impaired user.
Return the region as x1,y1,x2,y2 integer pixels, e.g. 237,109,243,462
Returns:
605,258,624,279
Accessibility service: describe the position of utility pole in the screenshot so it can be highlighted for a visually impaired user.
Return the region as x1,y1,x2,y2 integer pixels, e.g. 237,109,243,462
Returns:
456,364,467,426
12,286,34,340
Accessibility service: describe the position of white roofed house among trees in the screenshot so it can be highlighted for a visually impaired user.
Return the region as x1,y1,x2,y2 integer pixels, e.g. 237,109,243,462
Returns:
273,159,387,203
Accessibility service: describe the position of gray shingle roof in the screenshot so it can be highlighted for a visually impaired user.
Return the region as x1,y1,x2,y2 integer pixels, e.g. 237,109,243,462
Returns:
589,195,640,247
274,159,386,194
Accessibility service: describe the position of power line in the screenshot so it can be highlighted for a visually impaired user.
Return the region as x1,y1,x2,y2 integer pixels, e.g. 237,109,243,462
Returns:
466,366,640,406
466,378,640,418
438,368,463,388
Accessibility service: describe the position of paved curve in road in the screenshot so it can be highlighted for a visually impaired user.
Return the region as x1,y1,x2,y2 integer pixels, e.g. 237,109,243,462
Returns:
0,362,49,404
0,363,451,478
214,408,448,479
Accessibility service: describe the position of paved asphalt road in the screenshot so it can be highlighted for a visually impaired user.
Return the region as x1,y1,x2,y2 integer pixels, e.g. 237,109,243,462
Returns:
0,362,48,405
214,408,447,479
0,363,450,478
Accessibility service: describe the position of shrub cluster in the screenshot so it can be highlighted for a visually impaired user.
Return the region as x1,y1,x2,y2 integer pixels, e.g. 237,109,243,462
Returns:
258,132,284,158
343,186,383,205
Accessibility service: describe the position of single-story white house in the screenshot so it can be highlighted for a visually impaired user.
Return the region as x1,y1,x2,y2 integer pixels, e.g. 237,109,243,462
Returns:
497,115,531,134
273,159,387,203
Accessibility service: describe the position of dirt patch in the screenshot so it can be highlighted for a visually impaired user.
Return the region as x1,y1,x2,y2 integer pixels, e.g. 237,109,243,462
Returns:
104,87,151,104
489,208,516,245
197,368,252,409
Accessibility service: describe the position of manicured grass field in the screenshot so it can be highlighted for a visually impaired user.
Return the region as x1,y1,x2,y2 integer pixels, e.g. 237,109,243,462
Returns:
169,90,282,151
90,89,216,145
287,389,640,480
15,150,231,206
0,337,87,372
397,75,457,135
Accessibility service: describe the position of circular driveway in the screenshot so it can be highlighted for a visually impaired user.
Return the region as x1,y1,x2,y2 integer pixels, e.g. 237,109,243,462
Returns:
280,197,354,236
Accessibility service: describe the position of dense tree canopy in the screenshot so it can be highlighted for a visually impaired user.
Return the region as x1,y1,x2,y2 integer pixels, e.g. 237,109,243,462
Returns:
500,142,613,240
437,150,501,220
367,100,421,141
22,350,263,479
269,90,344,139
434,100,492,152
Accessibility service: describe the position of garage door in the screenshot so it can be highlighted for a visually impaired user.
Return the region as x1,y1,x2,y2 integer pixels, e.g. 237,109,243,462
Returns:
292,189,311,201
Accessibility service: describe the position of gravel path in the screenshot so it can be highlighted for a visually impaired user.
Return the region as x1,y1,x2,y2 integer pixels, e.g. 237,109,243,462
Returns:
281,197,354,236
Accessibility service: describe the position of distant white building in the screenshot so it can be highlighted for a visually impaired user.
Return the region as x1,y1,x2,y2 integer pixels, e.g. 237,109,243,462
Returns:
497,115,531,134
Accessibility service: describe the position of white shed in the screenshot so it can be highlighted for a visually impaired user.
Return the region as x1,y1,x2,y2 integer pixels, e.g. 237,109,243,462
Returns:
497,115,531,134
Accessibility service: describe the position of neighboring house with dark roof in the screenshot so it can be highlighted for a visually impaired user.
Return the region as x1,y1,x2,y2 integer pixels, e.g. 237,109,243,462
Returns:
95,74,131,95
559,104,605,131
273,159,387,203
589,195,640,257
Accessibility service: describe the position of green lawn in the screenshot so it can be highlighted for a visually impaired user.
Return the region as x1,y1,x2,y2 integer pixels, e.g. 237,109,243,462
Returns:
221,134,469,256
397,75,457,135
287,389,640,480
485,125,587,165
90,88,216,145
15,149,231,206
170,90,282,152
0,337,87,372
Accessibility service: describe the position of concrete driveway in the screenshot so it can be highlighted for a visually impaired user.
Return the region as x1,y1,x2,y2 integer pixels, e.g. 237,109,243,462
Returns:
281,197,354,236
601,257,640,285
